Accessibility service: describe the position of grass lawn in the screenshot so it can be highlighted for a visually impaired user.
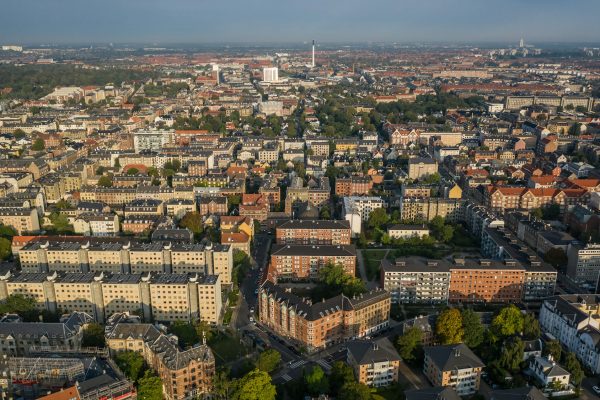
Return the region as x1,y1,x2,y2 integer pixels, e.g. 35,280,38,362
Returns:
374,383,406,400
362,249,388,281
209,330,249,365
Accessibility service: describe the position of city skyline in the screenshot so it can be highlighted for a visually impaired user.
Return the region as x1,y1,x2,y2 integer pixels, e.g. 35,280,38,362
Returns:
2,0,600,44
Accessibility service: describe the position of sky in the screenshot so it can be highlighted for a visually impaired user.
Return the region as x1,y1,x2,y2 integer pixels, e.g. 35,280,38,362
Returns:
1,0,600,45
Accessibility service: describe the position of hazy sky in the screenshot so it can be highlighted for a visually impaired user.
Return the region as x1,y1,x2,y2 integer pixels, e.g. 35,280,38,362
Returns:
2,0,599,45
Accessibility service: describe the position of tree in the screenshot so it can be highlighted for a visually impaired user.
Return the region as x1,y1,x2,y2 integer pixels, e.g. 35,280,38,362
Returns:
338,381,372,400
49,212,72,233
231,369,276,400
304,365,329,395
82,322,105,347
396,326,423,363
137,371,163,400
0,294,37,319
179,212,203,236
531,208,543,220
0,224,17,239
543,339,562,362
213,370,234,400
126,167,139,175
55,199,71,210
544,248,568,270
522,313,541,340
170,321,199,348
543,203,561,220
115,351,146,382
491,305,524,339
31,138,45,151
435,308,464,345
329,361,355,393
462,309,485,348
194,320,214,343
13,129,26,140
98,175,113,187
441,224,454,243
257,349,281,373
563,352,584,386
422,172,441,184
367,208,389,229
498,337,525,372
0,237,11,260
147,166,159,177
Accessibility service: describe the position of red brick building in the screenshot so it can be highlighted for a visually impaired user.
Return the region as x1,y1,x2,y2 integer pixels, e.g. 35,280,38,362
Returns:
276,220,351,245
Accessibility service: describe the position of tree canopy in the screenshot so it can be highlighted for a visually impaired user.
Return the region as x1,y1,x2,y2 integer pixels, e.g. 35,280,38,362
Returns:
82,322,105,347
137,371,163,400
115,351,146,382
257,349,281,373
461,309,485,348
491,305,524,339
304,365,329,396
435,308,464,345
231,369,276,400
396,326,423,363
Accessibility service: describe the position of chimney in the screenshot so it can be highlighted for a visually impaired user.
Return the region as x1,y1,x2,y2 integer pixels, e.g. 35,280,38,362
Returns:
454,347,460,357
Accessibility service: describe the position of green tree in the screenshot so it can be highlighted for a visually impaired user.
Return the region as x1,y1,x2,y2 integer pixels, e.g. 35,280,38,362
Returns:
31,138,45,151
147,166,160,177
435,308,464,345
498,337,525,372
213,370,234,400
194,320,215,343
544,248,568,270
531,208,544,220
441,225,454,243
338,381,372,400
543,339,562,362
462,309,485,348
98,175,113,187
232,369,276,400
491,305,524,339
367,208,389,229
0,294,37,318
55,199,71,210
13,129,27,140
396,326,423,363
137,371,163,400
49,212,72,233
257,349,281,373
0,237,12,260
115,351,146,382
170,321,199,348
304,366,329,396
563,352,584,386
522,313,541,340
82,322,105,347
126,167,139,175
179,212,203,236
329,361,355,393
0,224,17,239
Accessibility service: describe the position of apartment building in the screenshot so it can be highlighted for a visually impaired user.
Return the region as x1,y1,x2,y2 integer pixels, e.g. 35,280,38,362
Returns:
239,194,270,221
258,281,390,352
343,196,386,236
0,208,40,234
539,295,600,374
380,258,450,304
275,220,351,245
124,199,164,217
270,244,356,279
449,259,525,303
17,238,233,284
133,129,174,153
566,244,600,286
346,339,401,387
408,157,438,180
106,322,215,400
423,344,485,396
165,199,196,219
485,185,588,214
0,271,222,324
73,214,120,236
284,177,331,215
198,196,228,216
335,176,373,197
399,197,463,223
0,311,92,355
387,224,430,240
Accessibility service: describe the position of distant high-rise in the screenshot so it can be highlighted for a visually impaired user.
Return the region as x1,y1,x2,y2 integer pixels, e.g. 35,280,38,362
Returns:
212,64,220,84
519,37,525,48
263,67,279,82
312,40,315,68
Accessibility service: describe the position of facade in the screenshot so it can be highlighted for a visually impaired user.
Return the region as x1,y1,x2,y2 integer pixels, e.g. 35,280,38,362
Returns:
346,339,401,387
16,238,233,284
567,244,600,285
335,176,373,197
270,244,356,279
380,258,450,304
133,130,173,153
423,343,485,396
106,322,215,400
275,220,351,245
263,67,279,82
539,295,600,374
0,311,92,355
399,197,463,222
343,196,386,236
258,281,390,352
387,224,430,240
0,207,40,234
0,270,222,324
408,157,438,180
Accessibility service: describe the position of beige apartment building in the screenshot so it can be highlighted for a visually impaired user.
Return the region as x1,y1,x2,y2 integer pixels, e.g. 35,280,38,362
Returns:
17,238,233,284
0,208,40,234
0,270,222,324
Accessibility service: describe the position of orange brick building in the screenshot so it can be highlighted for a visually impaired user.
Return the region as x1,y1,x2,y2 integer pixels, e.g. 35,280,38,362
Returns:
276,220,351,245
335,176,373,196
270,244,356,279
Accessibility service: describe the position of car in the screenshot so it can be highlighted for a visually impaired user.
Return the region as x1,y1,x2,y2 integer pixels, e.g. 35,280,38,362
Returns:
249,316,254,322
593,386,600,395
249,307,254,313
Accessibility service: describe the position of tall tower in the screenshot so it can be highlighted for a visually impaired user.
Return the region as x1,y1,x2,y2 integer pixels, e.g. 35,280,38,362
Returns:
312,40,315,68
519,37,525,48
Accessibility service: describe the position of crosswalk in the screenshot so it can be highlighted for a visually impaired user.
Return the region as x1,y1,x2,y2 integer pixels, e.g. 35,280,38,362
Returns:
288,360,306,369
316,359,331,371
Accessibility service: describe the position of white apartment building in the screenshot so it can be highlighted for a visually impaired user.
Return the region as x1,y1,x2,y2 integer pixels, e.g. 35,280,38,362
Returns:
539,295,600,374
380,258,450,303
133,129,174,153
343,196,386,236
263,67,279,82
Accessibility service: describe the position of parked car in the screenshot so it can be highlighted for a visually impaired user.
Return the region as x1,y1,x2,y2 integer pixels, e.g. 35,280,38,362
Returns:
592,386,600,395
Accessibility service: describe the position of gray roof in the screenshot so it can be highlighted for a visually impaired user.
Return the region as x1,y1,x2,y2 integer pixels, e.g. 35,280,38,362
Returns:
346,338,400,365
277,219,351,230
424,343,485,371
271,244,356,257
0,311,92,340
490,386,546,400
